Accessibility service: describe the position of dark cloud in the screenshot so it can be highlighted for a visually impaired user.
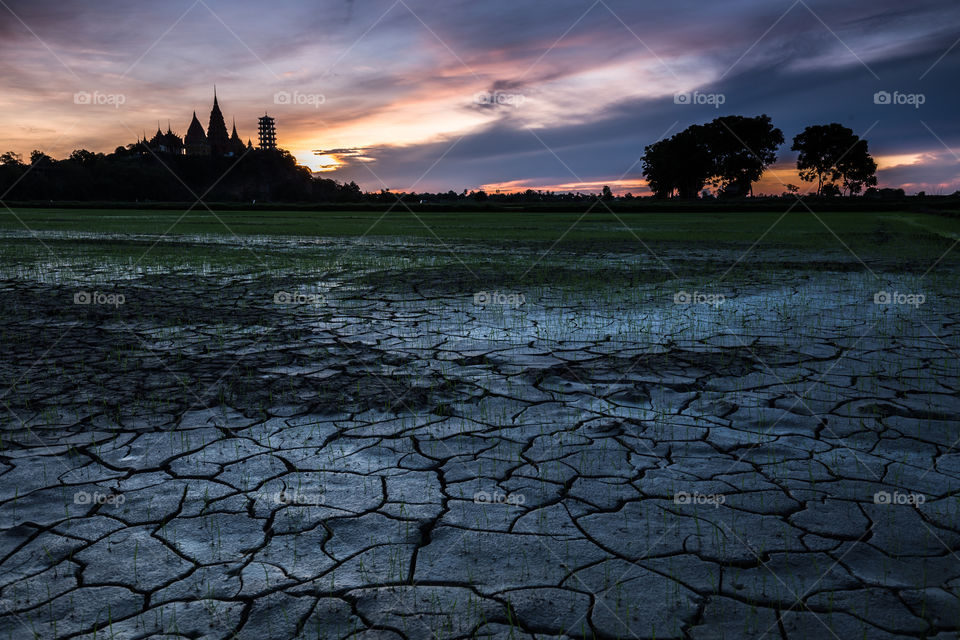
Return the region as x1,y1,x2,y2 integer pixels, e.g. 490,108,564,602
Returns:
320,0,960,192
329,42,960,192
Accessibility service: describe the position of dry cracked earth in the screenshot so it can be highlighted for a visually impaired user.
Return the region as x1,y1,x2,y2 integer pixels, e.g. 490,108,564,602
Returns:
1,235,959,639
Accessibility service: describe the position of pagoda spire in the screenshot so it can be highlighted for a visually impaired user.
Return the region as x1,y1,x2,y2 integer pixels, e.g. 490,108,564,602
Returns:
206,88,229,156
228,116,245,156
185,110,209,156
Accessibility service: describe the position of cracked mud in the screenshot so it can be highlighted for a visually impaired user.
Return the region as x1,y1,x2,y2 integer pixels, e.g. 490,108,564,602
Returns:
1,233,959,639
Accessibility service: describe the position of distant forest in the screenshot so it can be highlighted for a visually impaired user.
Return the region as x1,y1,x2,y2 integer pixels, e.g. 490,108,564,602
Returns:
0,146,363,203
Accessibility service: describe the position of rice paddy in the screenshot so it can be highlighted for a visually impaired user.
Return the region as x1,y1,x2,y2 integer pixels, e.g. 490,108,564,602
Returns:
0,208,958,639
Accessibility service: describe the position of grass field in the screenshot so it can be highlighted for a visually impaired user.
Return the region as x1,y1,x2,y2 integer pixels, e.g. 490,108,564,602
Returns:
3,207,960,247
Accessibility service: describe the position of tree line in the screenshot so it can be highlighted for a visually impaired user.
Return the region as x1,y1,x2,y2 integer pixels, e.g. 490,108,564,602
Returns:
0,118,887,203
641,117,878,198
0,146,363,203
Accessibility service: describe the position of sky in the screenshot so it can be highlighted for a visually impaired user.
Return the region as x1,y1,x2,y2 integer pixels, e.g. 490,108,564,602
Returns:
1,0,959,195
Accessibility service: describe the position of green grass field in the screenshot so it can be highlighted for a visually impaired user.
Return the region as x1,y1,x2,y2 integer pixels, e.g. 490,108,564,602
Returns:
3,208,956,292
2,208,959,252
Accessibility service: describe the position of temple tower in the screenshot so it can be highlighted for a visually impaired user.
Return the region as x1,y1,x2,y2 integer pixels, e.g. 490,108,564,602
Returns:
229,118,246,156
207,88,230,156
258,114,277,150
184,111,209,156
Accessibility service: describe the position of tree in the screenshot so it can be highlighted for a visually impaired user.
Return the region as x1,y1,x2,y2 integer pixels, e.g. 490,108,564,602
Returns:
641,138,676,198
792,124,877,196
0,142,365,203
837,139,878,195
821,183,842,197
704,115,783,197
601,185,614,201
642,116,782,199
0,151,23,167
641,125,712,198
29,150,52,165
69,149,99,167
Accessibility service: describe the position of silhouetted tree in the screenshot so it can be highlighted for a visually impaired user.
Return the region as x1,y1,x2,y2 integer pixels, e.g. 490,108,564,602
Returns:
0,145,363,203
640,138,675,198
601,185,614,201
792,124,877,196
642,125,712,198
29,150,52,165
837,139,878,196
642,116,782,198
0,151,26,197
68,149,100,167
0,151,23,166
704,115,783,197
865,187,905,200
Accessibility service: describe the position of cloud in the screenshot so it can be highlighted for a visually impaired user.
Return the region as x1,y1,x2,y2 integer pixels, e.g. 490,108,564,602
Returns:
2,0,959,192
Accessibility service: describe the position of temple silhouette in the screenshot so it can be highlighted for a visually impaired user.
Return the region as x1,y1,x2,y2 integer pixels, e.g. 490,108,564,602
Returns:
136,89,277,157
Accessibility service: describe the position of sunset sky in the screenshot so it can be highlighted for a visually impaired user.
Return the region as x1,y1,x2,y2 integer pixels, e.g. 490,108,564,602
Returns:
2,0,959,195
